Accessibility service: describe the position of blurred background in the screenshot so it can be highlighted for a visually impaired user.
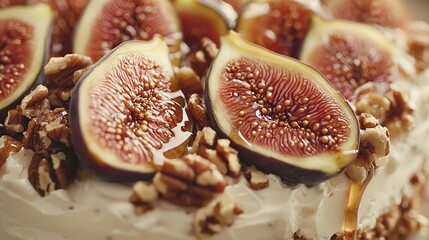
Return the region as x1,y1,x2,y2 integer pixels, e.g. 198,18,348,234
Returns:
408,0,429,21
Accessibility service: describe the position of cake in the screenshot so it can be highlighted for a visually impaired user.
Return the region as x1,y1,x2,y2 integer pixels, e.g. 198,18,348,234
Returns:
1,0,429,240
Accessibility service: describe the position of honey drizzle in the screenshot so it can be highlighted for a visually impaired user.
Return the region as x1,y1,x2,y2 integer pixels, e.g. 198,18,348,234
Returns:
342,163,375,240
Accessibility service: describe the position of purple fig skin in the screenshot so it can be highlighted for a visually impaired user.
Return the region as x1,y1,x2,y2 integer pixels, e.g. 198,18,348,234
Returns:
69,43,157,183
0,22,53,121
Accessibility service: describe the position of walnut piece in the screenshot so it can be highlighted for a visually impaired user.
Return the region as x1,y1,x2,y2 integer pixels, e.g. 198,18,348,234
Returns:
193,195,243,240
129,181,159,215
346,113,390,183
190,127,241,177
384,89,414,138
23,108,71,154
188,93,209,129
0,135,22,167
20,85,50,119
44,54,93,107
356,92,391,122
408,21,429,71
183,37,219,79
244,166,269,190
153,154,227,207
4,106,25,133
28,151,77,197
176,67,203,100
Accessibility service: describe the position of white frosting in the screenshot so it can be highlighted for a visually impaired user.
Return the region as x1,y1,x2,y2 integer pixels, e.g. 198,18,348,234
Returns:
0,69,428,240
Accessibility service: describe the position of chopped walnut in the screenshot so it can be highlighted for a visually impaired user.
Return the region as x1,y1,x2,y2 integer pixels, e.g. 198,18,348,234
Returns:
188,93,209,129
4,106,25,133
153,154,227,207
23,108,71,154
190,127,241,177
358,113,390,158
384,88,414,137
356,92,391,122
408,21,429,71
176,67,203,100
244,166,269,190
0,135,22,167
20,85,51,119
129,181,159,215
183,37,219,78
44,54,93,107
28,151,77,197
346,114,390,183
193,195,243,239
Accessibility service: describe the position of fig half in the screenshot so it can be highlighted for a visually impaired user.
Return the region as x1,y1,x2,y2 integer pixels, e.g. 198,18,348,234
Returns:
70,38,192,182
0,4,54,115
206,31,359,184
73,0,182,63
300,17,412,100
236,0,314,58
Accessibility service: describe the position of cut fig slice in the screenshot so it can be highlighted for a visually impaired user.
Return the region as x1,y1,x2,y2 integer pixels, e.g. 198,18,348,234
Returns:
300,17,414,100
323,0,411,29
173,0,234,50
70,38,192,181
0,4,54,115
205,31,359,184
73,0,182,63
236,0,314,58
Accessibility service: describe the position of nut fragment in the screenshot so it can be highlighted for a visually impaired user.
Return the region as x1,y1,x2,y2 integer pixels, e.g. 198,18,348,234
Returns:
176,67,203,100
4,106,26,133
44,54,93,107
129,181,159,215
193,195,243,239
190,127,241,177
384,89,414,137
27,151,77,197
244,166,269,190
356,92,391,122
153,154,227,207
20,85,51,119
408,21,429,71
358,113,390,158
183,37,219,79
0,135,22,167
346,113,390,183
188,93,209,129
23,108,71,154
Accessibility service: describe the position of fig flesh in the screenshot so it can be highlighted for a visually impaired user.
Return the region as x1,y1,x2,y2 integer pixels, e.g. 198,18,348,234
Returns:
236,0,314,58
0,4,54,115
70,39,192,181
73,0,182,63
300,17,412,100
323,0,411,29
205,31,359,184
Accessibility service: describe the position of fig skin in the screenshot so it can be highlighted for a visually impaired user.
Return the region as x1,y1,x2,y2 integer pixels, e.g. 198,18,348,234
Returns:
173,0,234,50
236,0,314,58
205,31,359,184
0,4,54,118
70,39,192,182
323,0,411,29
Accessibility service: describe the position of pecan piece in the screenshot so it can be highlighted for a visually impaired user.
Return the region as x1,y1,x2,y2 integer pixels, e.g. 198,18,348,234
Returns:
23,108,71,154
28,151,78,197
129,181,159,215
190,127,241,177
153,155,227,207
244,166,269,190
4,106,26,133
176,67,203,100
20,85,51,119
193,195,243,239
44,54,93,107
0,135,22,167
188,93,209,129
